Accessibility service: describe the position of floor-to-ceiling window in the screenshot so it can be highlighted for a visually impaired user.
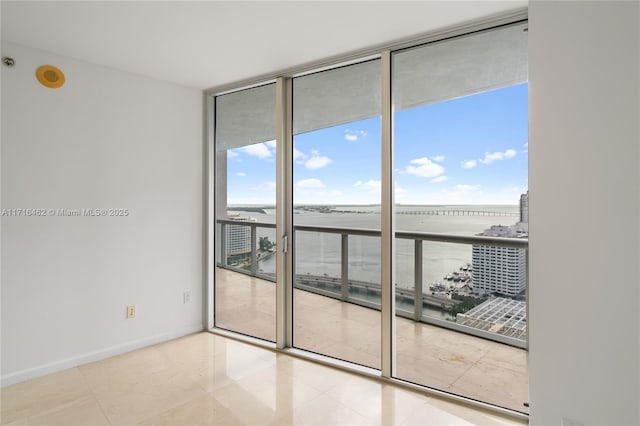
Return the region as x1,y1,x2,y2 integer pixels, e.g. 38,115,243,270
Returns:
392,22,529,410
214,83,277,342
210,17,528,415
291,60,382,369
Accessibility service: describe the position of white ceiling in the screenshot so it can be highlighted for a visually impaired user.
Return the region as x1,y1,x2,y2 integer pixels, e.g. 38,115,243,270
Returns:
1,1,526,90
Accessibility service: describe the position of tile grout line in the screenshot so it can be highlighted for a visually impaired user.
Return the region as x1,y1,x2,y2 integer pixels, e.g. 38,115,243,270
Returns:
445,345,493,390
75,366,114,426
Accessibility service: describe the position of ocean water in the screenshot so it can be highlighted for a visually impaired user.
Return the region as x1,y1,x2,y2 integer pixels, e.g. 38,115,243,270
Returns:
249,205,519,289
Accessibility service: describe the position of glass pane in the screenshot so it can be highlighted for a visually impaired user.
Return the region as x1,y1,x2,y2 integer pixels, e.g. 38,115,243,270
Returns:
347,235,381,307
394,238,415,316
295,231,341,299
256,226,277,280
293,60,381,369
214,83,277,342
392,23,529,412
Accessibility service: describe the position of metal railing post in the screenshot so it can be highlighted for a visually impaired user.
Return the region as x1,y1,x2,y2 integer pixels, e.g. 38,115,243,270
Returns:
220,222,227,267
525,248,529,351
341,233,349,301
414,239,423,321
250,224,257,276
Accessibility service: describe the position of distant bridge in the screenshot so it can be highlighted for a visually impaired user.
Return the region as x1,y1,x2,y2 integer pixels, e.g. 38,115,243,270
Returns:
397,209,518,217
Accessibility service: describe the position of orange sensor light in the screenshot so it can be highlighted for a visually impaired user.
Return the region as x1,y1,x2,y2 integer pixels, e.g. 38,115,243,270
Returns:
36,65,65,88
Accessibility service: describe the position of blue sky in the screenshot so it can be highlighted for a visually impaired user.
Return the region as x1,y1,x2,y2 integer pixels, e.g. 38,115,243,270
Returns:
226,83,528,205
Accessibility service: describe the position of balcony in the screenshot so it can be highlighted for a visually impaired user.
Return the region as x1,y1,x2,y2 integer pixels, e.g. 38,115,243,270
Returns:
215,220,529,413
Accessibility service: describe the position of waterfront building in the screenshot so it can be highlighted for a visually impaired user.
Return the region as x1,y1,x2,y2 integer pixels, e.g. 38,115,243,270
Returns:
472,224,527,297
472,244,526,296
225,214,256,258
520,191,529,224
471,193,529,297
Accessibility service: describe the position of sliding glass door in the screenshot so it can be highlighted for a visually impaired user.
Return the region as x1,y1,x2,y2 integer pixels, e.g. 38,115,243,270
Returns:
291,60,382,369
214,83,277,342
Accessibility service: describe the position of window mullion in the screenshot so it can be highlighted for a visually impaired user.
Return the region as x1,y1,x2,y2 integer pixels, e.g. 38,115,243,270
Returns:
380,50,395,378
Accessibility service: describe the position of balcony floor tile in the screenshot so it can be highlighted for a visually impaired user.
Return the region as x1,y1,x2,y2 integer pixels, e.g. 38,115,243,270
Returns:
215,267,529,413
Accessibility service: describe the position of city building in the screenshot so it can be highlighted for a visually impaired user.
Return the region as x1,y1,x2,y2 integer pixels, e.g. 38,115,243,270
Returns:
472,195,529,297
520,190,529,224
472,242,527,296
224,214,255,259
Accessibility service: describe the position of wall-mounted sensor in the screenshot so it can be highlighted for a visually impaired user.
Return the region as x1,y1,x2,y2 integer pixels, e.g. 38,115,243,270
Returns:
2,57,15,67
36,65,65,88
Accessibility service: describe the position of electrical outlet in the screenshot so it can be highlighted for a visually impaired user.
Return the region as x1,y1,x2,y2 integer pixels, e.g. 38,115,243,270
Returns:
183,291,191,304
127,305,136,319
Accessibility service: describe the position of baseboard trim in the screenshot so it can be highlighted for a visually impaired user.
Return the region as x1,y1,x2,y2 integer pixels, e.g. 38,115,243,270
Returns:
0,325,204,387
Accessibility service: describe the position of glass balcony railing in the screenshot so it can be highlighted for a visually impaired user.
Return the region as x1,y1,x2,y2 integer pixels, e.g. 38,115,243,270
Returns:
217,219,277,281
216,219,528,348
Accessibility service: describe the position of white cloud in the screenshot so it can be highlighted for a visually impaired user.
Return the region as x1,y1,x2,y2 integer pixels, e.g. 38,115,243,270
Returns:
240,142,272,159
264,140,276,149
429,176,449,184
462,160,477,169
236,172,246,177
304,150,332,170
481,149,517,165
403,157,445,178
351,179,383,204
227,150,239,158
293,147,305,161
294,179,343,204
431,155,445,163
350,180,408,203
344,129,368,142
296,178,325,189
353,180,381,192
461,149,517,169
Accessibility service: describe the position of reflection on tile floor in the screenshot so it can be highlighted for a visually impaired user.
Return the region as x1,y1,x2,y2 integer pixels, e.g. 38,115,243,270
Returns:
1,333,527,426
215,268,529,414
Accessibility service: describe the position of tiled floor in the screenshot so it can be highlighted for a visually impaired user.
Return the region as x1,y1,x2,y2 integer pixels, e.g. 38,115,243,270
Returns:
215,268,529,414
1,332,527,425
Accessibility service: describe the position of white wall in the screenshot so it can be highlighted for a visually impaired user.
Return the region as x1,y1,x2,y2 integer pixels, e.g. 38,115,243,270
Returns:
1,42,203,385
529,2,639,425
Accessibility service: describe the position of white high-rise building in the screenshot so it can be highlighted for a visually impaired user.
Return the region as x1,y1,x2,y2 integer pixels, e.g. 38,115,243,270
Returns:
520,191,529,224
472,224,527,297
472,245,526,296
225,215,256,257
226,224,251,256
